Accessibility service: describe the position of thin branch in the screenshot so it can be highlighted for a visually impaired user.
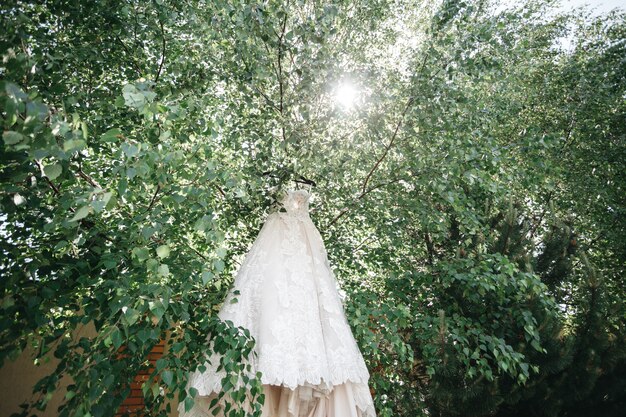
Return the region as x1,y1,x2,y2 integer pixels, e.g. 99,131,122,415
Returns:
559,117,576,151
527,190,553,241
144,184,161,212
115,36,143,75
353,235,378,253
251,84,280,112
34,160,61,195
277,10,288,144
133,3,140,50
361,96,415,195
214,184,226,199
288,47,296,68
76,162,102,189
76,170,98,188
155,18,166,85
328,178,403,227
183,241,209,262
424,229,435,265
263,42,280,81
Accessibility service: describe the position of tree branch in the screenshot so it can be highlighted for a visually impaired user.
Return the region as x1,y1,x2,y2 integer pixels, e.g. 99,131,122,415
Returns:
182,241,209,261
144,184,161,212
214,183,226,199
353,235,378,253
115,36,142,76
277,10,288,144
328,178,403,227
424,229,435,265
361,96,414,195
155,18,166,85
328,52,449,228
528,190,553,241
263,42,280,81
75,160,102,189
251,84,280,112
34,160,61,195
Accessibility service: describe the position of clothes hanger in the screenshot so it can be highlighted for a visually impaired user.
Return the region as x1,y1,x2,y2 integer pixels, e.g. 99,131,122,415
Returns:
293,175,316,188
261,170,316,188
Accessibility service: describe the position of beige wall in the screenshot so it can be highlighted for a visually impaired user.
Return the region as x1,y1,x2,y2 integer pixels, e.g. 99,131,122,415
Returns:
0,323,179,417
0,321,96,417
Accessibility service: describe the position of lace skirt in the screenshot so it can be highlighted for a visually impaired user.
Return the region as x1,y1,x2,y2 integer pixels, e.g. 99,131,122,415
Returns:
179,211,377,417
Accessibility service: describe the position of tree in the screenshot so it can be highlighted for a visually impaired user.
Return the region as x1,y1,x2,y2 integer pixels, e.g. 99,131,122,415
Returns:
1,0,624,416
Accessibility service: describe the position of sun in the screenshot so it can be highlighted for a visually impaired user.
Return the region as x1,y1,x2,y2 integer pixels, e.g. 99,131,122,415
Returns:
334,81,358,110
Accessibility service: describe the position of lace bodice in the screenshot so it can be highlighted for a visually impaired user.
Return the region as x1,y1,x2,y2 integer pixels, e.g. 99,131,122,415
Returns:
279,189,310,218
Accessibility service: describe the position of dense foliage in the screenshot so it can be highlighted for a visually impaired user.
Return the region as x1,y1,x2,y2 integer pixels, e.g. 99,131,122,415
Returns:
1,0,624,416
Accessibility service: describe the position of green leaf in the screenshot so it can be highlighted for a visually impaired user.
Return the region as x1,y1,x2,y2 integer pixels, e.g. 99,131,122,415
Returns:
151,381,160,398
80,122,88,139
43,163,62,180
161,370,173,387
110,326,123,350
123,84,146,108
156,245,170,259
149,300,167,321
158,264,170,277
3,131,24,145
531,339,542,352
121,142,140,158
51,120,70,136
146,258,159,272
156,358,168,372
101,128,123,142
63,139,86,152
70,205,91,222
122,307,140,326
98,191,113,208
184,396,195,412
201,271,214,285
103,259,117,269
132,247,150,261
214,259,225,273
91,192,112,213
118,177,128,196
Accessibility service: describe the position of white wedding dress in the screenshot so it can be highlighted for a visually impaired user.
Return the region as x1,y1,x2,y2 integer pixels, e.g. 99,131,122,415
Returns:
179,189,376,417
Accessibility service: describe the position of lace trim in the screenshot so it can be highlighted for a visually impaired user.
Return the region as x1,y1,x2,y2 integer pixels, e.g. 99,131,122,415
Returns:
352,382,377,417
178,381,377,417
